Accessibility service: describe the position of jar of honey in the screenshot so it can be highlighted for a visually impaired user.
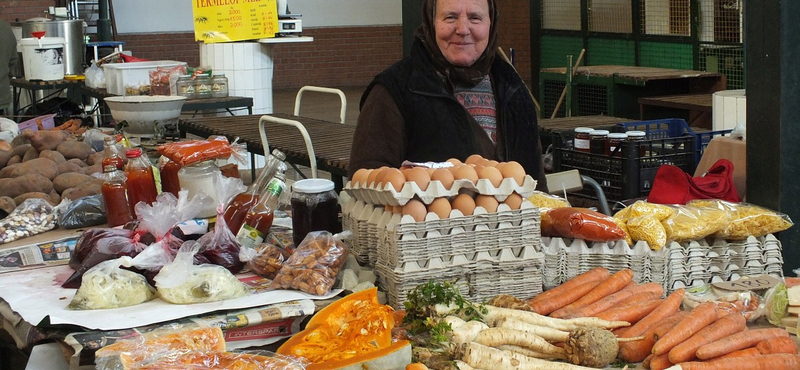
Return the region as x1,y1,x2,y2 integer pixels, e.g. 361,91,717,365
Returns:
290,178,340,247
573,127,593,153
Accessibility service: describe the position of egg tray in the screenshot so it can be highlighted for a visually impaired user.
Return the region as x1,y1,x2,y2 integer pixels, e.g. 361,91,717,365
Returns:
343,174,538,206
541,234,784,294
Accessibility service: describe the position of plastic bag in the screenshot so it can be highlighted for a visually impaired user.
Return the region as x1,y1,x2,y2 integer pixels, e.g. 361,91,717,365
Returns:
626,214,668,251
242,243,291,280
56,195,107,229
133,350,307,370
614,200,675,221
84,61,105,89
0,198,57,244
687,199,793,240
156,136,246,167
661,204,731,242
155,241,250,304
269,231,350,295
542,207,626,242
526,191,570,212
683,283,763,322
67,256,156,310
196,173,248,273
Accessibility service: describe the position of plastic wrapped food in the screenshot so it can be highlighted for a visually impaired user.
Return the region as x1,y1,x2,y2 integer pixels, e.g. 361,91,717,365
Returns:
197,174,248,274
68,257,155,310
156,136,245,167
56,194,107,229
270,231,350,295
661,204,731,242
627,214,668,251
132,351,307,370
242,243,291,280
682,279,779,322
0,198,57,244
527,191,570,212
614,200,675,222
154,241,249,304
688,199,794,240
542,207,626,242
611,217,633,246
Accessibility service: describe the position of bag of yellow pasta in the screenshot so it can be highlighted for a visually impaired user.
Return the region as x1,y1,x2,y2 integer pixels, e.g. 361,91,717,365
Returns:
614,200,675,222
626,214,668,251
688,200,794,240
527,191,570,213
662,204,731,242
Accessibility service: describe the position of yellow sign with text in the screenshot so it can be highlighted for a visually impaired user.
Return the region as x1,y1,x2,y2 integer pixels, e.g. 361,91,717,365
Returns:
192,0,279,43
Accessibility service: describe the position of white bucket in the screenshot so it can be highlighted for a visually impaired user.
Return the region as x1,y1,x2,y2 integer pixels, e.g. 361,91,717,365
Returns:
19,37,66,81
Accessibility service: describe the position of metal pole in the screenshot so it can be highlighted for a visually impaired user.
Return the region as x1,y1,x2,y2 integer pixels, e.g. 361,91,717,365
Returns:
97,0,112,41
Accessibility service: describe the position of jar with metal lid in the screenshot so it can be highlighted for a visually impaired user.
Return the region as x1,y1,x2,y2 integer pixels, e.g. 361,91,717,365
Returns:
290,178,340,247
211,74,229,98
194,75,213,99
589,129,609,155
176,75,196,98
627,130,647,157
573,127,593,153
607,132,628,156
178,160,221,218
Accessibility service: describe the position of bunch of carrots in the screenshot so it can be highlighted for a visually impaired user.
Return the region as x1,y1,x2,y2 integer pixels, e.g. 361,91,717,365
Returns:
50,118,87,136
527,267,800,370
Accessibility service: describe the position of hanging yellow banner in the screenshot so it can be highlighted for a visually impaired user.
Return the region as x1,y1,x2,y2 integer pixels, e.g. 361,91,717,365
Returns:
192,0,279,43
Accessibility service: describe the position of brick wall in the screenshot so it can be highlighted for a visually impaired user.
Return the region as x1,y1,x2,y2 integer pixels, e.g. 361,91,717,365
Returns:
1,0,531,89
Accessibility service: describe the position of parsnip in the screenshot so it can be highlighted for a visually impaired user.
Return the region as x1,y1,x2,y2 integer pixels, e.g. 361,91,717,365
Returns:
443,316,467,330
454,360,488,370
493,317,570,343
449,320,489,343
473,327,566,360
454,342,601,370
498,344,565,360
481,305,630,331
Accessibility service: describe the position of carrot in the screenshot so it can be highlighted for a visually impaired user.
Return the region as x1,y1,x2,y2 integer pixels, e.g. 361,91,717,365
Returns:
708,347,760,361
649,353,673,370
695,328,791,360
652,302,718,356
595,298,663,324
528,267,610,315
615,289,664,308
406,363,430,370
755,336,799,355
566,282,664,319
618,311,690,362
550,269,634,318
674,353,800,370
667,312,747,364
642,353,654,369
617,288,685,338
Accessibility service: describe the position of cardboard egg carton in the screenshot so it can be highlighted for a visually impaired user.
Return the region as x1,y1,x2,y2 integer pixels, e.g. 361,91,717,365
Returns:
343,175,538,206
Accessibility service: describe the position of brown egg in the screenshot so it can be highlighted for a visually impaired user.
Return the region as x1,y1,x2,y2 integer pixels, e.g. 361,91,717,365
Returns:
500,161,526,186
426,167,437,175
404,167,431,191
465,154,484,165
382,168,406,192
494,162,506,173
446,158,463,166
485,160,500,167
367,167,386,188
402,199,428,222
351,168,369,187
454,165,479,183
430,168,455,190
504,193,523,210
393,205,403,214
475,195,499,213
428,197,452,219
478,166,503,187
451,193,476,216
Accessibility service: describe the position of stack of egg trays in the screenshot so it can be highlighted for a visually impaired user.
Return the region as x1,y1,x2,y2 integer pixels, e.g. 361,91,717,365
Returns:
340,199,378,266
541,237,566,289
374,202,544,309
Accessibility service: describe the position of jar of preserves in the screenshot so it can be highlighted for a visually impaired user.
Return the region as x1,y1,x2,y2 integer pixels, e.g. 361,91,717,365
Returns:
101,165,133,227
194,75,212,99
607,132,628,156
176,75,195,98
291,178,340,247
627,130,647,157
125,149,158,217
236,171,287,249
589,129,609,155
178,160,222,218
159,157,182,198
223,149,287,233
211,74,229,98
573,127,593,153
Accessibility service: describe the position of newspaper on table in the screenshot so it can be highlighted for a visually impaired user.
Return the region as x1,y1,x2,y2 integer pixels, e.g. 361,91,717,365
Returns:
0,235,77,274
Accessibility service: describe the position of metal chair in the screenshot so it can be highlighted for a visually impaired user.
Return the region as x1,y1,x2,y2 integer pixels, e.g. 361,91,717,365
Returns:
293,85,347,124
258,114,318,179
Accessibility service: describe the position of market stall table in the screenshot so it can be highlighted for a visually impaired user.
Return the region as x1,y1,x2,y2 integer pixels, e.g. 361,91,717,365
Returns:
179,113,353,191
10,78,84,122
639,93,714,129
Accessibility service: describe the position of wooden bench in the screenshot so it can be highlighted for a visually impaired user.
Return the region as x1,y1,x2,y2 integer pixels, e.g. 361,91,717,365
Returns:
638,93,713,129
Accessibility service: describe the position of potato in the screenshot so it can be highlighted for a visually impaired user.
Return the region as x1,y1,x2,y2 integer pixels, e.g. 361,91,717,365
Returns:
22,129,70,152
6,155,21,167
57,161,84,175
86,152,104,166
53,172,93,194
9,158,58,180
14,192,53,206
67,158,88,168
49,190,61,206
0,174,54,199
10,134,30,148
22,146,39,162
11,144,31,158
0,140,10,152
82,164,103,176
39,150,67,165
0,163,20,178
0,150,11,169
0,196,14,214
62,179,103,201
56,140,94,161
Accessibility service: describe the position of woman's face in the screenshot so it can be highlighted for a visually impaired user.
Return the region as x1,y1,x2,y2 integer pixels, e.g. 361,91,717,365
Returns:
434,0,491,67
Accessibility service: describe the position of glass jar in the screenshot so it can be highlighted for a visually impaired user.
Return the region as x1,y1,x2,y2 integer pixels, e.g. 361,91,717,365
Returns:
573,127,593,153
290,178,340,247
194,75,213,99
159,158,182,198
589,129,609,155
627,130,647,157
178,160,221,218
211,74,229,98
176,75,196,98
101,166,134,227
125,149,158,217
607,132,628,156
101,136,125,171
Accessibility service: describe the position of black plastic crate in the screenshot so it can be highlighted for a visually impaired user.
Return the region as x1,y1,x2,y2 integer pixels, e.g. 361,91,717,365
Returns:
552,135,696,203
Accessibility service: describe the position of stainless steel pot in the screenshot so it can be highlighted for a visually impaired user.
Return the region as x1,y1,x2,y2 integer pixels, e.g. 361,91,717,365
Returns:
19,18,85,75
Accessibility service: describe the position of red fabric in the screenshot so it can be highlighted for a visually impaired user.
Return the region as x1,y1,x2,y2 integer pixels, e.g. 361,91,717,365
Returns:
647,159,741,205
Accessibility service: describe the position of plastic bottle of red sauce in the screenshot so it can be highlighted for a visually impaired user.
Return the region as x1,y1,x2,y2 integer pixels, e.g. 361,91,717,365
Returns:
101,136,125,170
125,148,158,217
236,170,287,249
223,149,287,234
101,164,134,227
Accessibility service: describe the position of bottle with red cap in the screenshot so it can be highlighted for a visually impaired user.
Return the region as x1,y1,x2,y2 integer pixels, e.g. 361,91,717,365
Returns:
124,148,158,217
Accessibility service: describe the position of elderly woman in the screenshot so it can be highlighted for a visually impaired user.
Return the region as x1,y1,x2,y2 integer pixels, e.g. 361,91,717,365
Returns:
348,0,547,191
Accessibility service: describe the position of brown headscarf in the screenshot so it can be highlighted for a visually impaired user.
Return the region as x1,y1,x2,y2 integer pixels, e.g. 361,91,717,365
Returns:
416,0,499,87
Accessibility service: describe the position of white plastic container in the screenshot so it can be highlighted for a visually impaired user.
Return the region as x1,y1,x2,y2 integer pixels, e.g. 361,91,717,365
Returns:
102,60,187,96
19,37,65,81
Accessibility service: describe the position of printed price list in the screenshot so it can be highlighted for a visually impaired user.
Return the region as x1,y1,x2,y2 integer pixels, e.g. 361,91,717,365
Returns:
193,0,278,43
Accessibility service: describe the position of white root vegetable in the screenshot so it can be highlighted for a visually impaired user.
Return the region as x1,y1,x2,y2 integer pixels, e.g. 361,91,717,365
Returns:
481,305,630,331
454,342,600,370
450,320,490,343
454,360,489,370
498,344,564,360
444,315,467,330
473,327,566,360
494,317,570,343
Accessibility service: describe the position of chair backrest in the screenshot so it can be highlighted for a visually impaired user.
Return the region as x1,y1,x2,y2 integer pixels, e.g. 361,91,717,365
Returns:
258,115,318,178
294,85,347,124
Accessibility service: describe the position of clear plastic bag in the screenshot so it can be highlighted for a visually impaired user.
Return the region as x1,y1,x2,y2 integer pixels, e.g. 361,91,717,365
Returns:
688,199,794,240
627,214,668,251
56,194,107,229
196,173,247,273
0,198,57,244
661,204,731,242
84,61,105,89
526,191,570,213
67,256,156,310
242,243,290,280
269,231,350,295
542,207,626,242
